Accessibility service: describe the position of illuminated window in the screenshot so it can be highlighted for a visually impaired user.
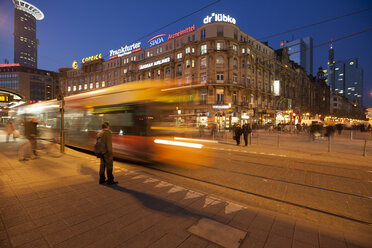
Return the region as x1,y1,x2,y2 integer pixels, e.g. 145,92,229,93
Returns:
186,60,190,68
191,60,195,68
96,82,99,88
177,53,182,59
216,42,224,51
233,74,238,83
242,48,245,54
102,81,105,87
200,58,207,69
216,89,224,103
78,85,82,90
67,86,71,92
232,44,238,53
201,44,207,55
90,83,93,89
157,70,161,76
123,68,127,74
185,47,190,54
200,72,207,83
84,84,87,90
192,47,195,53
73,86,76,91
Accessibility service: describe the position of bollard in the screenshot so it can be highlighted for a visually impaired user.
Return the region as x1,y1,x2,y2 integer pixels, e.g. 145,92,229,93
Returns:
257,133,259,145
277,134,280,148
249,133,252,145
350,130,353,140
328,135,331,152
363,140,367,156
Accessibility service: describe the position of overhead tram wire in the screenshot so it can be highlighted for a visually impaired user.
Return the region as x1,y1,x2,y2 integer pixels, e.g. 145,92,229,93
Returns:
257,8,372,41
101,0,222,60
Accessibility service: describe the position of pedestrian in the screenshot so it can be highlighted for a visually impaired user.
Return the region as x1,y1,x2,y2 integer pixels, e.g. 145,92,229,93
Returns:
97,122,117,185
242,123,252,146
19,118,38,161
336,123,343,135
5,121,15,142
234,124,243,145
210,123,217,139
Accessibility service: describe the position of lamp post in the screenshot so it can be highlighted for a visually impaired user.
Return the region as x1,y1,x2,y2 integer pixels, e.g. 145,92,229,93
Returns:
57,91,65,153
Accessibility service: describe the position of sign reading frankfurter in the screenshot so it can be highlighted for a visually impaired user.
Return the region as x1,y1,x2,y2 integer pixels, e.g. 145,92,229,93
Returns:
203,13,236,25
139,57,170,70
109,42,141,59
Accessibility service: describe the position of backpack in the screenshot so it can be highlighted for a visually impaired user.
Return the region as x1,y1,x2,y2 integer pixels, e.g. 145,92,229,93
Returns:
94,135,106,158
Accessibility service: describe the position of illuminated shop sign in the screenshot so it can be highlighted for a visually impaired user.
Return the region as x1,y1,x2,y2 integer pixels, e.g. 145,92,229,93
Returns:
0,63,20,67
72,61,78,69
148,34,167,47
82,53,102,63
212,105,230,109
139,57,170,70
0,95,11,102
203,13,236,25
109,42,142,59
168,24,195,40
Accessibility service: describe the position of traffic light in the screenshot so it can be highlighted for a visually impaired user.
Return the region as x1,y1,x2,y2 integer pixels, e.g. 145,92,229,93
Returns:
292,112,296,117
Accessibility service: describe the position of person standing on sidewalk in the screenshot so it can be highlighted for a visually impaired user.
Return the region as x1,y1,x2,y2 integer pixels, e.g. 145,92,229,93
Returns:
5,121,15,143
97,122,117,185
234,124,243,145
242,123,251,146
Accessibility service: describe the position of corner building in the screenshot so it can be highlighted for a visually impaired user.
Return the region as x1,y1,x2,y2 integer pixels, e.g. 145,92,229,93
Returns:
60,20,329,128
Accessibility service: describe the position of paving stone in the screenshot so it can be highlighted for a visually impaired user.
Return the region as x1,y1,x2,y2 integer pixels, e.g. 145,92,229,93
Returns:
14,238,49,248
293,222,319,247
7,221,35,238
248,213,275,232
38,219,69,236
292,239,317,248
44,228,75,247
0,238,12,248
240,237,265,248
9,229,43,247
229,208,258,231
150,231,190,248
319,230,347,248
264,233,292,248
178,234,210,248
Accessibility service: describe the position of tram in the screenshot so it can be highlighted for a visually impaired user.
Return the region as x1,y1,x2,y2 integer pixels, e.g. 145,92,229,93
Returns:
15,81,208,167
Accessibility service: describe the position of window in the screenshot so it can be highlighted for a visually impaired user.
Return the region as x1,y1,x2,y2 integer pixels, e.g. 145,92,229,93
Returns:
157,70,161,76
90,83,93,89
242,60,245,68
186,60,190,68
216,42,224,51
185,47,190,54
102,81,105,87
200,29,206,40
191,60,195,68
216,89,224,104
73,86,76,91
216,56,224,65
200,58,207,69
67,86,71,92
166,67,171,75
200,72,207,83
108,73,112,78
114,71,118,77
96,82,99,88
177,64,182,75
233,74,238,83
217,27,223,37
84,84,87,90
114,80,118,85
234,29,238,40
201,44,207,55
201,90,207,104
233,58,238,69
232,44,238,54
78,85,82,90
242,75,245,84
242,48,245,54
233,91,237,104
216,73,224,82
177,53,182,59
123,68,127,74
147,72,151,78
192,47,195,53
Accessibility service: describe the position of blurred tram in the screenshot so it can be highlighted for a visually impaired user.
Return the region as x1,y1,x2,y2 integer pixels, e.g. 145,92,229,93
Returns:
15,81,209,167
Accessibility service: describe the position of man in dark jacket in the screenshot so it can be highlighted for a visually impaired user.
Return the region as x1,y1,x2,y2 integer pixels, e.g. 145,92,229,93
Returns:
242,123,252,146
234,124,243,145
98,122,117,185
25,117,38,156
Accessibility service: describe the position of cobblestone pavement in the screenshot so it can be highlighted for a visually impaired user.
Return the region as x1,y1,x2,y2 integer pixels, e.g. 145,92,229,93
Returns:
0,137,371,248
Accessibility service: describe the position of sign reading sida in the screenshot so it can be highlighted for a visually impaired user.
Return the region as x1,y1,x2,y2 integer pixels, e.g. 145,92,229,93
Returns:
203,13,236,25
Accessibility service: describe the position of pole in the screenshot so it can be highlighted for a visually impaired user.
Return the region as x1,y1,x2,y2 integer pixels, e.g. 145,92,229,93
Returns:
363,140,367,156
58,92,65,153
277,134,280,148
328,135,331,152
350,129,353,140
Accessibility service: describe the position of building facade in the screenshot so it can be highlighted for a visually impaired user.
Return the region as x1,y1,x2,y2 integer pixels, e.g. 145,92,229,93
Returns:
0,63,59,103
12,0,44,68
60,17,329,128
280,37,313,76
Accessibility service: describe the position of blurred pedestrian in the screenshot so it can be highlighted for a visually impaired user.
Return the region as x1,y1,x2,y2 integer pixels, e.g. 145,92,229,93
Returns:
242,123,252,146
336,123,343,135
210,123,217,139
28,117,38,157
19,118,38,161
97,122,117,185
234,124,243,145
5,121,15,142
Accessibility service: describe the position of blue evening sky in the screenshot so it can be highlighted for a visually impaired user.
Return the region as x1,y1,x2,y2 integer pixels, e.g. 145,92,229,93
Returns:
0,0,371,107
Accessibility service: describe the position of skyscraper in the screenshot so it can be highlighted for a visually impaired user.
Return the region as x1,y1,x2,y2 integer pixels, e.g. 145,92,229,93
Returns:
327,43,336,91
12,0,44,68
280,37,313,75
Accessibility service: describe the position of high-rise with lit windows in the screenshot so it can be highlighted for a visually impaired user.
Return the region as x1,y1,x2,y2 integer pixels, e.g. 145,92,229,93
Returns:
280,37,313,75
12,0,44,68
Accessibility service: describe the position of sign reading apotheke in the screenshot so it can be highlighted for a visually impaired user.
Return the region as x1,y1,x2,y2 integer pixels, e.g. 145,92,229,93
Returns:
109,42,142,59
139,57,170,70
203,13,236,25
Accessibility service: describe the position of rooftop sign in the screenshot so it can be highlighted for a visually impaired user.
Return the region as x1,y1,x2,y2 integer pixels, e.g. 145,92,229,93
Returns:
0,63,20,67
139,57,170,70
109,42,141,60
203,13,236,25
148,34,167,47
168,25,195,40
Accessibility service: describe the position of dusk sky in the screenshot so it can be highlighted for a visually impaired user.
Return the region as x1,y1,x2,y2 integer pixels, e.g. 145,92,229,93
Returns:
0,0,371,107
